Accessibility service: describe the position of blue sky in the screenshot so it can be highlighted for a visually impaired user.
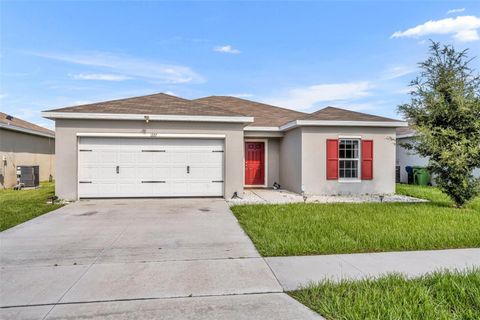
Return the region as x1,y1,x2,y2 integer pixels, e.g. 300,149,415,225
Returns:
1,1,479,129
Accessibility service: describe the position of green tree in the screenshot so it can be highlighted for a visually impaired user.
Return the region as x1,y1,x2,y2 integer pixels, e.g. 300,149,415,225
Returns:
398,42,480,208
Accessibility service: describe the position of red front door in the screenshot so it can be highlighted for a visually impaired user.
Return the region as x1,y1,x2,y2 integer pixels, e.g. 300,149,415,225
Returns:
245,141,265,185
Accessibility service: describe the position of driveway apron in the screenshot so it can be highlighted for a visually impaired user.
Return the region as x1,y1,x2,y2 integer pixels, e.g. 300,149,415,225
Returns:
0,198,321,319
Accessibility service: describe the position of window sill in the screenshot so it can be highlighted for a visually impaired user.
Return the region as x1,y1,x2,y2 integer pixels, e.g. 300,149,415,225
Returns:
338,179,362,183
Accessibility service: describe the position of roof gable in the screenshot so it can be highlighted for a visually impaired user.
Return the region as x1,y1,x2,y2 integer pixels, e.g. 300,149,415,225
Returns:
194,96,307,127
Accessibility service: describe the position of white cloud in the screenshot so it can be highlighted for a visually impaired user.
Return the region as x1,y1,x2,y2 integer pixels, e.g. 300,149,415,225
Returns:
70,73,131,81
383,66,416,80
163,91,177,96
447,8,465,15
32,51,205,84
214,45,241,54
391,15,480,42
264,81,373,110
0,93,8,100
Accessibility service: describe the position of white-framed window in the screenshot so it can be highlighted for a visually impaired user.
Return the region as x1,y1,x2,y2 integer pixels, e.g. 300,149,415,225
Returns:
339,139,360,179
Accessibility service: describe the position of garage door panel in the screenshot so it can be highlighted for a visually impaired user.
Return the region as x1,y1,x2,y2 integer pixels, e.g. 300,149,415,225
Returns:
118,166,138,179
79,181,118,197
117,152,136,164
151,182,170,195
170,166,189,179
202,167,223,180
78,138,224,198
117,180,142,195
136,183,154,195
152,152,170,163
79,166,117,180
153,167,171,180
188,182,223,196
97,151,117,164
187,167,221,180
169,181,188,195
170,153,188,164
78,151,97,163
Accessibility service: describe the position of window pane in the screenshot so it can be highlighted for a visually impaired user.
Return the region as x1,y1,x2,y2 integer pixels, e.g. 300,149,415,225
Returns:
352,169,358,178
345,148,352,158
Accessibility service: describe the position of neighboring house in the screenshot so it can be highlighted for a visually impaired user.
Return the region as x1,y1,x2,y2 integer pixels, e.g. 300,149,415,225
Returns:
396,126,480,183
0,112,55,188
42,93,407,200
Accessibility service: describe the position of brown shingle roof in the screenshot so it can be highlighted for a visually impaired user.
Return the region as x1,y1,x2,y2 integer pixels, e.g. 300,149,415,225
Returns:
304,107,400,122
44,93,404,127
194,96,307,127
0,112,54,137
45,93,247,117
396,125,417,137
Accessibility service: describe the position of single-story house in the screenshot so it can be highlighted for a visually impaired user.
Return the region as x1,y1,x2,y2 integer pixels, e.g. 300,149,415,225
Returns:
42,93,407,200
0,112,55,188
396,126,480,183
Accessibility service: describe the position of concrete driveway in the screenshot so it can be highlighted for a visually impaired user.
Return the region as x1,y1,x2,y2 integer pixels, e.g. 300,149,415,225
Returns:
1,199,321,319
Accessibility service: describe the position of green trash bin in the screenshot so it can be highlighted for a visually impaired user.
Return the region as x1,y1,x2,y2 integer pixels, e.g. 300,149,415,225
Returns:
413,167,430,186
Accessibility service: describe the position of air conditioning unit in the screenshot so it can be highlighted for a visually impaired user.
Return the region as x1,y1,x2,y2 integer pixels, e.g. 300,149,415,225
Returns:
16,166,40,188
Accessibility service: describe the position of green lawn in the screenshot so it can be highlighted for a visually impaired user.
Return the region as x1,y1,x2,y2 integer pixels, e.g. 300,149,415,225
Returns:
290,269,480,320
0,182,63,231
231,184,480,256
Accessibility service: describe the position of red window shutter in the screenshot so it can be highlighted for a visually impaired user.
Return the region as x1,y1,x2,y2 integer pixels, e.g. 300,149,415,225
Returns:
326,139,339,180
361,140,373,180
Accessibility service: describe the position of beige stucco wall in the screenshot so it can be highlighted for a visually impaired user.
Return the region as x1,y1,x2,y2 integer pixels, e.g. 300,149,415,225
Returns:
279,128,302,193
267,138,280,187
301,126,396,195
54,119,245,201
0,128,55,188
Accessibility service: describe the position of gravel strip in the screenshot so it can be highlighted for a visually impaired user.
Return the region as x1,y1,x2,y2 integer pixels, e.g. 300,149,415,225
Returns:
228,189,427,206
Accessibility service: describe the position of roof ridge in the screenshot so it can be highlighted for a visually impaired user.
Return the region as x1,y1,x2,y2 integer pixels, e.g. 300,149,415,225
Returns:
43,92,179,112
197,96,308,115
42,92,250,118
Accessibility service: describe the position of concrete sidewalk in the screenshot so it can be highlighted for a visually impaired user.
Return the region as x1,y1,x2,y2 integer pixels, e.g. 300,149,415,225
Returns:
266,248,480,291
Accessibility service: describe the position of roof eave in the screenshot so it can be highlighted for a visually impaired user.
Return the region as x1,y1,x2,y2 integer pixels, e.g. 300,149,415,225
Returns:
280,120,408,131
41,112,254,124
397,133,417,139
244,126,281,132
0,122,55,138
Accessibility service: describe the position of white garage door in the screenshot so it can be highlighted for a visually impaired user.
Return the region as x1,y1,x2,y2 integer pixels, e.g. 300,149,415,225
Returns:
78,137,224,198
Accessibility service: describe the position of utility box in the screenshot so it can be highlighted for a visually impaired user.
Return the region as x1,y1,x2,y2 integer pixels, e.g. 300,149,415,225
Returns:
16,166,40,188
